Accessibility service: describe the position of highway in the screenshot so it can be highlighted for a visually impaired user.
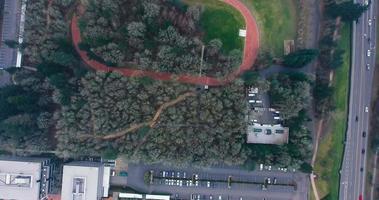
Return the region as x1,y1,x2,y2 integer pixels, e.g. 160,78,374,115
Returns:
339,0,377,200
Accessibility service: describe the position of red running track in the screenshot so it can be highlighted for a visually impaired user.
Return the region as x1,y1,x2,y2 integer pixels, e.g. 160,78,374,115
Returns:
71,0,259,86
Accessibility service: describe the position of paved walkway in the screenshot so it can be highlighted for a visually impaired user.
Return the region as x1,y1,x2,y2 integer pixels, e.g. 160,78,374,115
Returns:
71,0,259,86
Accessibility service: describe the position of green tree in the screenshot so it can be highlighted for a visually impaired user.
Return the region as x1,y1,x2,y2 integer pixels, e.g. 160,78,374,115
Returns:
269,73,311,119
283,49,319,68
0,114,36,138
327,2,368,22
299,162,313,173
241,71,259,85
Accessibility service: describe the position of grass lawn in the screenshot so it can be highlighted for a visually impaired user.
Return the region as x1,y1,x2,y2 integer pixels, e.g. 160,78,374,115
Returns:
183,0,244,52
240,0,297,56
313,24,351,200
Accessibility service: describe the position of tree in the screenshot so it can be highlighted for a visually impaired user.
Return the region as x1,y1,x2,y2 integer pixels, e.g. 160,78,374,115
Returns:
269,73,311,119
283,49,319,68
327,2,368,22
4,40,22,49
127,22,146,38
299,162,313,173
0,114,35,138
207,39,222,56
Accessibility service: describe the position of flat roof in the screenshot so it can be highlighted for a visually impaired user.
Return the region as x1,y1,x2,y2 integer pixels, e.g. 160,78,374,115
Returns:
61,162,104,200
0,159,42,200
247,123,289,144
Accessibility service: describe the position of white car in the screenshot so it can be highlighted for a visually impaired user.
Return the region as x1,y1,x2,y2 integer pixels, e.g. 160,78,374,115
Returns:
365,106,369,113
367,63,370,70
368,19,372,26
367,49,371,57
364,0,369,5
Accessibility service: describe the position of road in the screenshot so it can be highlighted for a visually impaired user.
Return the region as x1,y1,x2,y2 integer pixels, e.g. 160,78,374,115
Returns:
0,0,21,85
121,163,309,200
339,1,377,200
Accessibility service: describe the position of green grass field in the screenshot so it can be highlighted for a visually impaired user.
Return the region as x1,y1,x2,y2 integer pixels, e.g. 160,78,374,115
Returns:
313,24,351,200
183,0,244,52
240,0,297,56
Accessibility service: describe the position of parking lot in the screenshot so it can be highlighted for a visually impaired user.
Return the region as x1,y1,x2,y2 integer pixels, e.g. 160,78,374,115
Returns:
126,164,308,200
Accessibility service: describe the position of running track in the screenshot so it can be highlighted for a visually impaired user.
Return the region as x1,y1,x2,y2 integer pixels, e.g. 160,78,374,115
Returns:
71,0,259,86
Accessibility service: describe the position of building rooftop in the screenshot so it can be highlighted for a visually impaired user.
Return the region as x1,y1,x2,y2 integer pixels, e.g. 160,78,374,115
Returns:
246,87,289,145
247,123,289,144
61,162,110,200
0,156,50,200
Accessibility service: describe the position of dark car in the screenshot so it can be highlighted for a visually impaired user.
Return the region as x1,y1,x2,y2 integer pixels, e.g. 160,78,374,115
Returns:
360,167,363,172
362,149,366,154
363,132,366,137
356,116,358,121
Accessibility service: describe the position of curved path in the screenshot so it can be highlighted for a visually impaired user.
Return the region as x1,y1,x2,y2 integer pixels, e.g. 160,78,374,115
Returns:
71,0,259,86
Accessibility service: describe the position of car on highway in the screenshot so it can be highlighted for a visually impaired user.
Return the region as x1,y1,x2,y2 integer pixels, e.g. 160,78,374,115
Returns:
368,18,372,26
367,49,371,57
363,131,366,137
365,106,369,112
362,149,365,154
367,63,370,70
356,116,358,121
360,167,363,172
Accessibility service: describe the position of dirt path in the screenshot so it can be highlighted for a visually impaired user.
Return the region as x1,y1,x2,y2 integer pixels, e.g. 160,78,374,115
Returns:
309,119,324,200
80,91,196,140
70,0,259,86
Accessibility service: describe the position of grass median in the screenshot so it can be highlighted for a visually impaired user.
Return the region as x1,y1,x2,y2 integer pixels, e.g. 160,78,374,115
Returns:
313,23,351,200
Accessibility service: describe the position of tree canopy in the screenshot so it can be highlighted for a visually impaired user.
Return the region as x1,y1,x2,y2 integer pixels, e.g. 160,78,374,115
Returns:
326,1,368,22
282,49,319,68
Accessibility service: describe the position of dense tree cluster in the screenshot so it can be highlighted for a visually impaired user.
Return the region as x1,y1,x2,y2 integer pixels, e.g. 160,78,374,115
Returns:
269,73,312,120
23,0,73,65
0,0,313,169
0,70,55,152
78,0,241,76
326,1,368,22
55,72,248,165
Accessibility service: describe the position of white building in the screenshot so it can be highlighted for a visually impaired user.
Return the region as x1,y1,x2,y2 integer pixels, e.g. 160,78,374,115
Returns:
61,161,110,200
0,156,52,200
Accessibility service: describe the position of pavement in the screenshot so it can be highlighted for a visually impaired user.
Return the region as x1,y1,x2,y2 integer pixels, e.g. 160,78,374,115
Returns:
0,0,21,86
120,163,309,200
339,1,377,200
71,0,260,86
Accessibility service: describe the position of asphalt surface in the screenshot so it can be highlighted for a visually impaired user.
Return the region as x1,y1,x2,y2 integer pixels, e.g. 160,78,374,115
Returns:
123,164,309,200
339,1,377,200
0,0,21,86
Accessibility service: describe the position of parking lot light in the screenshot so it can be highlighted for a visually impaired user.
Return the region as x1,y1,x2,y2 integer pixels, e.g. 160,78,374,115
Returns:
227,176,232,189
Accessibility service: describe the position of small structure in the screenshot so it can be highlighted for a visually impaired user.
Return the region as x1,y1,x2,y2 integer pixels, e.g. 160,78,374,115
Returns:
0,156,53,200
239,29,247,37
283,40,295,55
246,86,289,145
61,161,111,200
